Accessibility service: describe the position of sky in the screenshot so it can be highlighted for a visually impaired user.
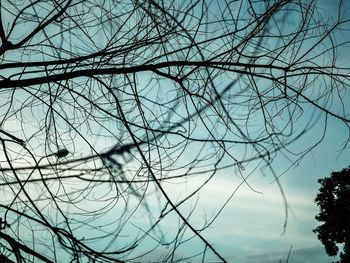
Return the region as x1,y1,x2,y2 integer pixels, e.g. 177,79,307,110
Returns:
148,1,350,262
150,115,349,262
207,124,349,262
1,1,350,262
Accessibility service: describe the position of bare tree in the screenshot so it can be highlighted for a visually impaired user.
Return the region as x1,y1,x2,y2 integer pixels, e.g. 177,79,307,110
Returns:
0,0,349,262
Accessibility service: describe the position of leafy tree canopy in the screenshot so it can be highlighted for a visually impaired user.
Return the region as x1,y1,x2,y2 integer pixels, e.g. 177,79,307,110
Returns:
314,166,350,263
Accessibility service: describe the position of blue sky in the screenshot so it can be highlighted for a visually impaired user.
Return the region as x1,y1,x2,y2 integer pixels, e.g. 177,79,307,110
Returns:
1,1,350,262
150,1,350,261
124,114,349,262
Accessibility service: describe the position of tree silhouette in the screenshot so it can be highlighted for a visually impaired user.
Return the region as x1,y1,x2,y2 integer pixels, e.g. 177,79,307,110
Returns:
0,0,349,262
314,166,350,263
